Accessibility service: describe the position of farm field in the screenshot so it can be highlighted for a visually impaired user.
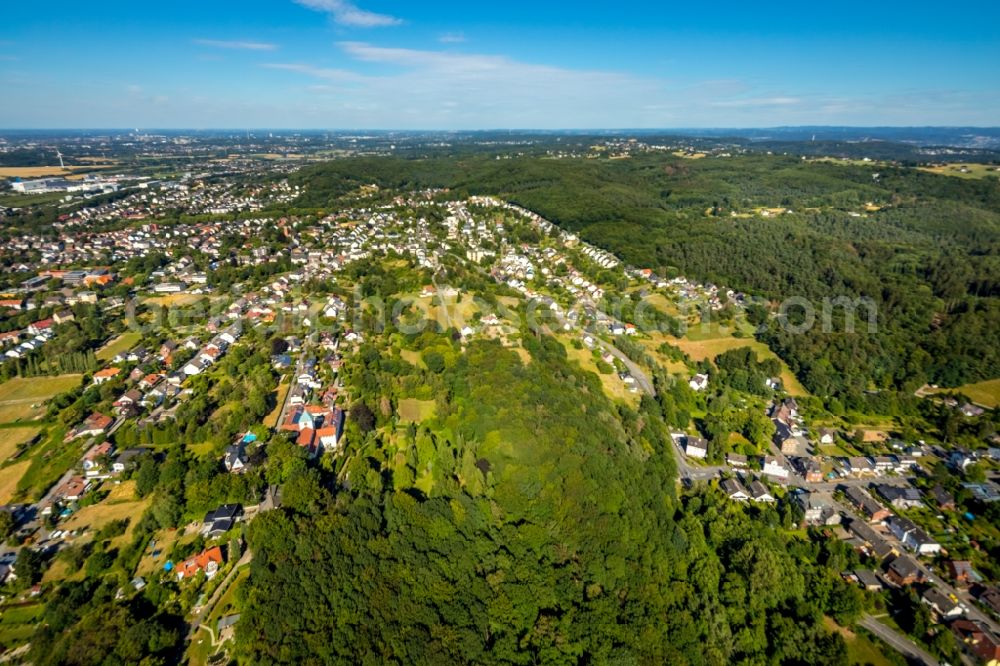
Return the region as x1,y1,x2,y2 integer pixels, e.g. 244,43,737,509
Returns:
143,293,205,307
96,331,142,360
0,166,71,177
0,426,42,462
0,374,82,423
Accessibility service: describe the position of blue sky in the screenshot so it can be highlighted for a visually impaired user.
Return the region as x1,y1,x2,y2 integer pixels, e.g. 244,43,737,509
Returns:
2,0,998,128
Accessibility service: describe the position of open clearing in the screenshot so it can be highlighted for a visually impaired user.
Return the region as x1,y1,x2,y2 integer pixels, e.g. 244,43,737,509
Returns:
96,331,142,360
61,496,152,542
918,163,1000,180
0,166,71,178
398,398,437,424
143,293,204,307
0,165,117,178
665,326,810,396
0,375,82,423
822,617,895,666
927,378,1000,408
0,460,31,504
561,337,641,407
0,426,42,462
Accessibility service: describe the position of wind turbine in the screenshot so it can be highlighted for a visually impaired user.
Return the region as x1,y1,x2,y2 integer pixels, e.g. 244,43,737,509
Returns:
55,148,65,169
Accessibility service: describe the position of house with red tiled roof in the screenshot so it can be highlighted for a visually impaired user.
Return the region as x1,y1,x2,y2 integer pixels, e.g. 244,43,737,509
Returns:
177,546,225,581
92,367,122,385
27,319,54,335
296,428,317,455
67,412,114,440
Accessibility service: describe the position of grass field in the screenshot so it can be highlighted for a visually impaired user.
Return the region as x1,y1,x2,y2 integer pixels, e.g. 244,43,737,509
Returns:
0,375,82,423
0,602,44,651
61,496,152,544
665,325,810,396
399,349,424,368
932,378,1000,408
918,163,1000,180
0,426,42,462
398,398,437,424
0,460,31,504
0,166,71,177
96,332,142,361
265,383,289,428
143,293,204,307
823,617,897,666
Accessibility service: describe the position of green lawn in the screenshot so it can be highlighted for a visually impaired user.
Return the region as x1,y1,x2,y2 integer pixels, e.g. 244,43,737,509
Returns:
96,332,142,361
0,375,82,424
398,398,437,424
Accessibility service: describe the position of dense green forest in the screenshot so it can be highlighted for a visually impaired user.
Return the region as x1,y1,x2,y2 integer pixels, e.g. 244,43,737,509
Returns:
290,153,1000,404
236,333,860,664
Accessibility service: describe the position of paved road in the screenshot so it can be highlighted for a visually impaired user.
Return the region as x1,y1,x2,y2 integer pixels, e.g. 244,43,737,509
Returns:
859,615,939,666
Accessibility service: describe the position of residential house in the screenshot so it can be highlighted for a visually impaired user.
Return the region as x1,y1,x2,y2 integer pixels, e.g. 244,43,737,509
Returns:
54,475,90,502
846,518,897,560
852,569,884,592
202,504,243,537
797,490,841,526
886,515,941,555
82,441,115,475
112,448,148,474
873,484,924,510
844,486,891,523
930,485,957,511
223,443,248,473
950,619,1000,666
688,374,709,392
685,436,708,460
92,367,121,385
845,456,877,477
749,480,775,503
762,456,790,481
948,561,982,589
69,412,114,440
792,456,823,483
885,555,924,586
922,587,963,619
177,546,225,581
721,478,750,502
726,453,748,469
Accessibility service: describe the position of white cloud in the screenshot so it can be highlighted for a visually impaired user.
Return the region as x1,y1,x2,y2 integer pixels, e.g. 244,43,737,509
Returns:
292,0,402,27
261,62,363,82
709,96,801,107
194,39,278,51
438,32,466,44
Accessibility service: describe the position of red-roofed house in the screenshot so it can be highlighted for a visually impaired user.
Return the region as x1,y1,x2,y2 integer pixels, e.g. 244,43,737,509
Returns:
296,428,317,455
68,412,114,440
28,319,54,335
177,546,225,581
92,367,122,385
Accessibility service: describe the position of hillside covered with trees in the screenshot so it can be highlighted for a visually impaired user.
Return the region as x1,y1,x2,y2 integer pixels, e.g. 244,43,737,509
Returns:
290,153,1000,407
